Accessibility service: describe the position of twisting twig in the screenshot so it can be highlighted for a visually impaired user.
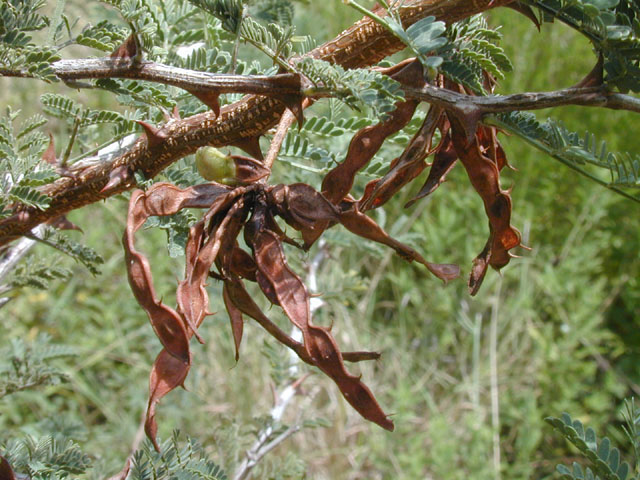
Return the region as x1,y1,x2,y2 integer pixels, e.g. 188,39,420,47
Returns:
402,84,640,116
52,60,305,96
2,59,305,97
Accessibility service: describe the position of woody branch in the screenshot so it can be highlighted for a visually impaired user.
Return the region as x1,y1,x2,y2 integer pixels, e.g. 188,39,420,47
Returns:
5,56,640,115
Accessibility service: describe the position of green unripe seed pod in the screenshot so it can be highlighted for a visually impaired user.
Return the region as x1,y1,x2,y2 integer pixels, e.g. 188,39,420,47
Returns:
195,147,236,185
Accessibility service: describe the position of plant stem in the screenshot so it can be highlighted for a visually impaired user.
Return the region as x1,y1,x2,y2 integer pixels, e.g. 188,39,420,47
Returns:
343,0,405,43
61,117,80,167
230,6,247,74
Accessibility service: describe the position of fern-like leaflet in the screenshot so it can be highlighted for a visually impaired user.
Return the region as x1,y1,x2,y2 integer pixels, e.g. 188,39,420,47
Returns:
0,334,76,399
547,412,632,480
492,111,640,201
130,431,228,480
297,57,404,119
0,109,57,213
441,15,513,93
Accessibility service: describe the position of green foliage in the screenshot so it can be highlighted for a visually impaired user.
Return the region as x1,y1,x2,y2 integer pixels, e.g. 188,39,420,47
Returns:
173,47,232,73
188,0,318,71
0,45,61,81
441,15,513,92
239,16,295,64
102,0,165,53
254,0,295,26
187,0,295,68
8,260,71,290
96,78,174,110
347,3,511,93
1,428,230,480
7,185,52,210
187,0,244,34
0,334,75,399
163,161,204,187
260,340,297,385
493,111,640,200
547,409,636,479
344,1,448,72
41,93,125,127
526,0,640,92
278,114,372,172
0,108,56,215
39,228,104,275
144,209,197,258
302,115,371,138
130,431,227,480
622,399,640,470
0,0,49,43
0,436,92,479
385,14,448,70
297,57,405,118
74,20,128,52
280,129,336,169
0,0,61,81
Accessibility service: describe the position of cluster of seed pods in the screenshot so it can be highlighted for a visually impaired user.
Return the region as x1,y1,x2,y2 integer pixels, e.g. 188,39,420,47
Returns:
123,58,522,448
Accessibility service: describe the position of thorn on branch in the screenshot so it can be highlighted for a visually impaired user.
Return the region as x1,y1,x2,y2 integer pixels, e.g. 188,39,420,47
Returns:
100,165,133,194
573,54,604,89
111,31,142,65
42,134,57,166
136,121,168,148
187,90,221,118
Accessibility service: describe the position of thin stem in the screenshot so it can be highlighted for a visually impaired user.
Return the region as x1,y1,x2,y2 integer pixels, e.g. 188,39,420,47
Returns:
61,116,81,166
243,37,294,73
264,108,298,171
343,0,404,43
22,231,82,259
0,69,33,78
231,380,306,480
230,6,247,74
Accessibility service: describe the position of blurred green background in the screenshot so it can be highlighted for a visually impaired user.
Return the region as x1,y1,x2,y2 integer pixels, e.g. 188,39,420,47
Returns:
1,2,639,479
